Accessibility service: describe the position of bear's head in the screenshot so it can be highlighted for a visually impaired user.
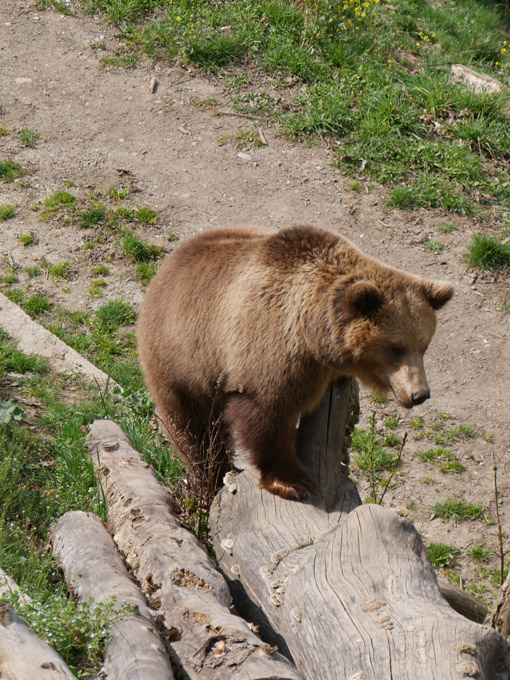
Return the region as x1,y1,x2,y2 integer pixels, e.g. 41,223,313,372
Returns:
330,276,454,408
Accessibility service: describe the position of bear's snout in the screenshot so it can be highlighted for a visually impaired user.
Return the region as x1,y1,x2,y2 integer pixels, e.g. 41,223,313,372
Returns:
411,389,430,406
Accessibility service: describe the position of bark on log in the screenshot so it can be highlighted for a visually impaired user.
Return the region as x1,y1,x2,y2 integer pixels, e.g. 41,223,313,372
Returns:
0,602,78,680
87,418,303,680
51,510,175,680
210,379,510,680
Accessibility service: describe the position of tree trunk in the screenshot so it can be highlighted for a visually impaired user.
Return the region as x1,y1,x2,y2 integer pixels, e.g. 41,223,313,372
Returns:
87,419,303,680
0,603,78,680
488,572,510,640
210,379,510,680
51,510,175,680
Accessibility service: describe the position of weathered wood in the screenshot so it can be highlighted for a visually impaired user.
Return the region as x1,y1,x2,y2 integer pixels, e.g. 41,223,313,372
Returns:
0,292,119,390
438,578,488,624
0,567,31,605
87,418,303,680
450,64,502,95
51,510,175,680
210,379,510,680
488,572,510,639
0,602,78,680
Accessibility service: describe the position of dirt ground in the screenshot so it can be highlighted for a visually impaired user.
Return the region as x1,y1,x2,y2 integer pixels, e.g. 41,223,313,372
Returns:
1,0,509,599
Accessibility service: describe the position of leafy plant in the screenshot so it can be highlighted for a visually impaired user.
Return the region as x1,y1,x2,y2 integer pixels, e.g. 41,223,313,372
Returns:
0,204,16,220
467,233,510,270
432,498,486,521
18,127,40,148
0,159,25,182
427,542,459,568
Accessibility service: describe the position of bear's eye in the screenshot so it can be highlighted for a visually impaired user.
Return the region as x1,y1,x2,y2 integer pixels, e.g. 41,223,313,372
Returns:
391,347,405,358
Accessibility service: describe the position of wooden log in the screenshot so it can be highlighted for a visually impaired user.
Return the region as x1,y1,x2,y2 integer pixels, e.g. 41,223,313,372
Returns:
488,572,510,639
450,64,502,95
0,567,31,605
0,292,119,391
0,602,78,680
210,379,510,680
87,418,303,680
51,510,175,680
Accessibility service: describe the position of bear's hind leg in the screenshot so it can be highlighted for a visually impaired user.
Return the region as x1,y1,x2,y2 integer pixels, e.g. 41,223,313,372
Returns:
224,395,317,500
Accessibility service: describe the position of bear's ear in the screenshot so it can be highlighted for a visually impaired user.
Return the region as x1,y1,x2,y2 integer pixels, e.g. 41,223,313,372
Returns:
422,281,454,310
334,281,383,321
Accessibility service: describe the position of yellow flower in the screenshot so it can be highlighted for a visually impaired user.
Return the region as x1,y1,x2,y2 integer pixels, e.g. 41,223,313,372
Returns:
176,15,182,22
502,48,508,54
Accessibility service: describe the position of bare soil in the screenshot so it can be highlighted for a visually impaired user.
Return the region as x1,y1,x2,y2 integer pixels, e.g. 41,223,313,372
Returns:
1,0,509,602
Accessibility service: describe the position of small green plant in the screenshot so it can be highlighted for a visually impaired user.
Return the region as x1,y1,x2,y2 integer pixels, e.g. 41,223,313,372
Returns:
0,204,16,221
468,542,493,563
49,262,71,281
23,294,53,318
92,264,110,276
0,126,9,136
79,203,107,229
438,460,465,474
438,221,459,233
133,206,158,224
107,185,130,201
432,498,486,522
18,127,40,148
95,300,137,333
42,191,76,220
24,266,41,278
120,232,163,263
410,416,424,430
89,279,107,297
297,538,314,549
136,261,158,284
2,272,18,284
0,159,25,182
427,542,459,568
467,233,510,270
4,288,24,304
427,240,444,253
18,234,34,246
218,127,265,150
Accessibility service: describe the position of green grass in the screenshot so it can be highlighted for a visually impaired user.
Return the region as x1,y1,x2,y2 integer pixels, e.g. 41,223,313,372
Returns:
95,300,137,332
120,231,164,263
79,203,107,229
18,234,34,246
0,204,16,220
0,159,26,182
427,542,459,568
432,498,487,521
468,541,494,563
79,0,510,214
0,321,182,673
24,294,54,317
18,127,40,148
49,262,72,281
42,191,77,220
467,233,510,270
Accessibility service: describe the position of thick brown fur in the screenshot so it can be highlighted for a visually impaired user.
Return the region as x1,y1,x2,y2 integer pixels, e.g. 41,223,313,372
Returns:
137,225,453,500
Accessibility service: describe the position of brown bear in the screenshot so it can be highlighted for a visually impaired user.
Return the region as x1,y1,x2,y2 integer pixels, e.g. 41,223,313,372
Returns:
137,225,453,500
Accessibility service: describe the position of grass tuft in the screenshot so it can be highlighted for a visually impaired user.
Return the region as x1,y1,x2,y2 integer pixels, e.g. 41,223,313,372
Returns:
467,233,510,270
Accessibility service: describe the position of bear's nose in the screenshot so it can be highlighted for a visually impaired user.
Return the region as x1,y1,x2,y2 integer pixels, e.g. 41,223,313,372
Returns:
412,390,430,406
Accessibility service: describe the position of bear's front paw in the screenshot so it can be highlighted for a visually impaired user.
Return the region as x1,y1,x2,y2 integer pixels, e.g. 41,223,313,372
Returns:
259,468,318,501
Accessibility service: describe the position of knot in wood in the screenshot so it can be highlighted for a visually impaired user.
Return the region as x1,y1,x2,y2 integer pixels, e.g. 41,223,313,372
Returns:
455,660,479,677
456,643,477,656
223,471,238,494
221,537,234,555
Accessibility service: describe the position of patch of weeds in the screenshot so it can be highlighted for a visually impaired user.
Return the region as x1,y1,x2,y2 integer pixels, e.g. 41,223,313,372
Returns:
438,460,465,474
4,288,25,304
384,433,401,448
0,159,26,182
348,181,363,191
467,233,510,270
24,266,41,278
191,96,218,109
101,52,139,70
134,206,158,224
120,231,164,263
79,203,107,229
438,221,459,233
95,300,137,333
427,240,444,253
107,185,130,201
49,262,71,281
422,476,435,485
218,127,265,151
0,126,9,136
468,542,494,563
427,542,459,568
418,446,453,463
41,190,76,220
384,415,400,430
432,498,487,522
410,416,424,430
89,279,107,297
167,233,179,243
17,127,40,148
18,234,34,246
0,204,16,221
2,270,18,284
136,261,159,284
23,294,53,318
92,264,110,276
